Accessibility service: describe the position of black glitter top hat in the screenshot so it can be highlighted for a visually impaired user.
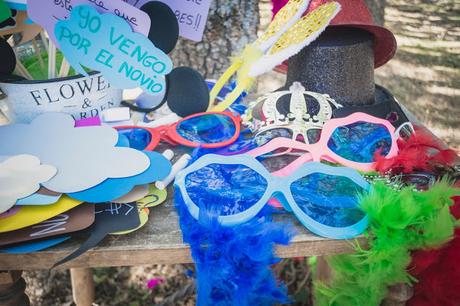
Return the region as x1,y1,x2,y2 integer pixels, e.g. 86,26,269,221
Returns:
285,26,377,107
282,26,410,130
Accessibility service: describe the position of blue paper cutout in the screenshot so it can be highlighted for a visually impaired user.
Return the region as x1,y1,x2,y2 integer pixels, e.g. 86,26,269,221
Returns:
16,193,62,206
55,4,172,96
0,236,71,254
68,151,171,203
0,113,150,193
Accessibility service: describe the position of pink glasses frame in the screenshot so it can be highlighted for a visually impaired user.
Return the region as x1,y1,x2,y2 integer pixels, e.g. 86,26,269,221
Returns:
248,112,399,172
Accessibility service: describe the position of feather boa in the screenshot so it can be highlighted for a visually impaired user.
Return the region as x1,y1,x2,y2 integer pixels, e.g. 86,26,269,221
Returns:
408,194,460,306
174,150,294,305
374,127,458,175
314,180,460,306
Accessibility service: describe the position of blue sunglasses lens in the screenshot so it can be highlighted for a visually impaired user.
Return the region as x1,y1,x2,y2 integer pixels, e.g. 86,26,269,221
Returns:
327,122,392,163
185,163,267,216
117,128,152,150
177,114,236,144
290,173,366,227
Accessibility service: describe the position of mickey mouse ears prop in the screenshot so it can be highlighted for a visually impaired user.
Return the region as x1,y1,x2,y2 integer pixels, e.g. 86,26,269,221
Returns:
141,1,179,54
0,37,16,75
167,67,209,117
124,67,210,117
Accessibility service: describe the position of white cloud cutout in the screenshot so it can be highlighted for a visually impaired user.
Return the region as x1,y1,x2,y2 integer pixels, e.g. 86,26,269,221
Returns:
0,155,57,213
0,113,150,193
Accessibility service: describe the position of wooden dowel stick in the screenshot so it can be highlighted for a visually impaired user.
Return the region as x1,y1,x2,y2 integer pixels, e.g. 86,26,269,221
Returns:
58,58,71,78
48,40,56,79
15,55,33,80
31,38,45,70
39,31,49,51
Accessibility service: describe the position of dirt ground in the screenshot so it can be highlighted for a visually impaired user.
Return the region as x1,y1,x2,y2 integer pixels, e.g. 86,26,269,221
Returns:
375,0,459,151
23,0,459,305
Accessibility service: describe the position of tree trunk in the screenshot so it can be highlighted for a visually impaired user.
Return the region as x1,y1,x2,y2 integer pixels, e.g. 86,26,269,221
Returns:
169,0,260,79
169,0,385,78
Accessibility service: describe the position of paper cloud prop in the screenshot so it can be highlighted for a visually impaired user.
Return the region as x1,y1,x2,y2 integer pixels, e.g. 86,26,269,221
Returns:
68,151,172,203
0,113,150,193
0,236,71,254
55,4,172,96
0,155,57,214
27,0,151,47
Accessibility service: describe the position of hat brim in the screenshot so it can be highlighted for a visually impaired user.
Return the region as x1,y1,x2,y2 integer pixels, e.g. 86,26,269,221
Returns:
275,24,397,73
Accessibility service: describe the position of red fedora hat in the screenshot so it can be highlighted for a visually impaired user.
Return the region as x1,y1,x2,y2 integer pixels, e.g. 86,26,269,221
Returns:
275,0,397,71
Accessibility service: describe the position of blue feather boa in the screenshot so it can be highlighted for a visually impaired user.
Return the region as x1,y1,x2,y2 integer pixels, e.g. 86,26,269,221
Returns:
174,150,294,305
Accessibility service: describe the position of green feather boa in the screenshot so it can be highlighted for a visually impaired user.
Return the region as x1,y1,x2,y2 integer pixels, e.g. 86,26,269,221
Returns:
314,179,460,306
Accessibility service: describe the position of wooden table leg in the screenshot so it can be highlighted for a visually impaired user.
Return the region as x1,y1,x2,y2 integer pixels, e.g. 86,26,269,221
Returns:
70,268,95,306
381,283,414,306
0,271,30,306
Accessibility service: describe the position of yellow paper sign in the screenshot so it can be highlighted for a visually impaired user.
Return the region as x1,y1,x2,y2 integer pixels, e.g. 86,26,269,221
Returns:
0,196,82,233
137,184,167,209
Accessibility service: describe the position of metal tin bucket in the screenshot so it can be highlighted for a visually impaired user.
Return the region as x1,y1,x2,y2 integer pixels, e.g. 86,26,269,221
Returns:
0,72,123,123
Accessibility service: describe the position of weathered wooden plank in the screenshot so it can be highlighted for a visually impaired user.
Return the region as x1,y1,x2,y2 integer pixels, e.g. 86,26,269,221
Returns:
0,197,364,270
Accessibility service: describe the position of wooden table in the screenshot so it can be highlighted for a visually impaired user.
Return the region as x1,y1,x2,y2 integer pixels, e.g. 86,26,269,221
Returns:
0,109,431,306
0,193,364,305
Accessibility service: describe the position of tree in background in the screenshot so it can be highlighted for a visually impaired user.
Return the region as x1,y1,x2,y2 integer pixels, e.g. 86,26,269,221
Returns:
170,0,386,79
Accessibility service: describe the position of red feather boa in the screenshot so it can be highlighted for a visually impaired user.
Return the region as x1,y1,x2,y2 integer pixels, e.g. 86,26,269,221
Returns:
374,126,458,174
408,195,460,306
373,126,460,305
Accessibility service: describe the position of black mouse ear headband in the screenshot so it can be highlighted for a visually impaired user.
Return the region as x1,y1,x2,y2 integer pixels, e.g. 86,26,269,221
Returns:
140,1,179,54
0,37,16,75
124,2,209,117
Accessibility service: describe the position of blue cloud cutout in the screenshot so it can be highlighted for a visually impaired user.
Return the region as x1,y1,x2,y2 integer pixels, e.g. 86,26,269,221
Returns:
0,113,149,193
55,4,172,96
68,151,171,203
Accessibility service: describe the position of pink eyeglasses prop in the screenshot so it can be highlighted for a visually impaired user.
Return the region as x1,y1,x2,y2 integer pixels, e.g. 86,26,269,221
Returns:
248,112,399,172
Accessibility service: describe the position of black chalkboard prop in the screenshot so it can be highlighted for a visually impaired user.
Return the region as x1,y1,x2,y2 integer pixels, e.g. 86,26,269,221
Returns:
141,1,179,54
166,66,209,117
0,37,16,75
53,202,140,267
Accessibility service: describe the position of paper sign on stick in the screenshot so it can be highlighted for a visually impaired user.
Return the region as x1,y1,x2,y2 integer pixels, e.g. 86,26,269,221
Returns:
68,151,171,203
0,113,150,193
0,155,57,214
27,0,151,47
0,196,82,233
54,202,140,267
55,4,172,95
0,236,71,254
137,184,167,208
124,0,212,41
0,204,95,246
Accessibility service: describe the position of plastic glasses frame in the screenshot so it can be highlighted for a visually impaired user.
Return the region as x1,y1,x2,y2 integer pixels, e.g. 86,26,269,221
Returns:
249,112,399,172
115,111,241,151
175,155,370,239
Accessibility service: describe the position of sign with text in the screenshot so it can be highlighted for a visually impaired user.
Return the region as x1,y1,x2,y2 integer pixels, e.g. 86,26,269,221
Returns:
27,0,151,47
0,73,122,123
124,0,212,41
0,204,95,247
55,4,172,95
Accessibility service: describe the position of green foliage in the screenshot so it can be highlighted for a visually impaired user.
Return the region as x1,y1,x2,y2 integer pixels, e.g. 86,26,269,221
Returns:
314,179,460,306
